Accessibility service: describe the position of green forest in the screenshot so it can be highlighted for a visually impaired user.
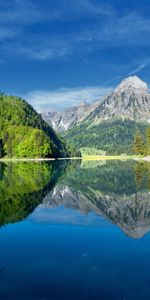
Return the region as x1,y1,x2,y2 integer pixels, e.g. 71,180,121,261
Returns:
0,93,79,158
64,118,149,155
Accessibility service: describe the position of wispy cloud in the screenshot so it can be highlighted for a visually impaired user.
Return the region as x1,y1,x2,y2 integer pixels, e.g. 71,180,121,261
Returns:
24,86,112,111
0,0,113,27
70,0,115,17
128,63,147,75
0,0,44,43
1,1,150,62
0,0,114,60
103,75,124,87
0,27,18,40
84,12,150,50
9,42,70,61
103,63,148,87
0,0,44,25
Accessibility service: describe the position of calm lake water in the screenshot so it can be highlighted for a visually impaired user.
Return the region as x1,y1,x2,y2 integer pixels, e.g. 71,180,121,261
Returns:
1,159,150,299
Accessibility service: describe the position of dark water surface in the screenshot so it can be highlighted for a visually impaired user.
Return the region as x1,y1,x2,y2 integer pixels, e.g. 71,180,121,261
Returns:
1,159,150,299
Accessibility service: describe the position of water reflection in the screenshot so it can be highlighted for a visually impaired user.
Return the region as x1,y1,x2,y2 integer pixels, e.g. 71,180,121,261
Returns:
1,159,150,238
0,161,67,226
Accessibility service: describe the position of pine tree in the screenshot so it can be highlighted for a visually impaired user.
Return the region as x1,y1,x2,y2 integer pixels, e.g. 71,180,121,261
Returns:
133,130,144,155
146,127,150,155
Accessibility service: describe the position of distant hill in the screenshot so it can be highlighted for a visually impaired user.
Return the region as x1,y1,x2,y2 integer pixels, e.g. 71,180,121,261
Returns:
41,76,150,154
0,93,71,158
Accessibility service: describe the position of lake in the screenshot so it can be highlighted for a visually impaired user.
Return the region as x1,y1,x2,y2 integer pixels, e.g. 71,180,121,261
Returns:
1,159,150,299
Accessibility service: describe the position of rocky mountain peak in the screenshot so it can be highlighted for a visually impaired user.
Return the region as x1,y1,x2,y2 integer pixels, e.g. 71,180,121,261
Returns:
115,75,148,95
41,76,150,131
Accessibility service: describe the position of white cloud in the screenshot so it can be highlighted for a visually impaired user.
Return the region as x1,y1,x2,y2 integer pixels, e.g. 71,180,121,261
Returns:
24,86,112,111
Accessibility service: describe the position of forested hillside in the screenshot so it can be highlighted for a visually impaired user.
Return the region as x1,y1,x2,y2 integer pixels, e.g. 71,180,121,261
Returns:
64,119,148,155
0,93,74,158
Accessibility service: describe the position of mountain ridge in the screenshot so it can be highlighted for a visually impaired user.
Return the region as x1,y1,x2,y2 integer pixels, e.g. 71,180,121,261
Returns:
41,76,150,132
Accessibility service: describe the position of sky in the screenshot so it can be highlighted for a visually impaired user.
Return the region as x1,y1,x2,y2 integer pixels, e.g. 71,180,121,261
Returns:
0,0,150,111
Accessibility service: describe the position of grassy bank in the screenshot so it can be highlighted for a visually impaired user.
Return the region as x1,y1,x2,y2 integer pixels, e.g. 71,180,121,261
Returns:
82,155,140,161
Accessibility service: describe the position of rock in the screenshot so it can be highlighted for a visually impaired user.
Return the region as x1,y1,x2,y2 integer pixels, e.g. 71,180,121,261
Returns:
41,76,150,131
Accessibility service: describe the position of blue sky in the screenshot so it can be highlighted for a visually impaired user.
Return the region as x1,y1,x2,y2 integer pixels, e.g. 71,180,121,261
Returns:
0,0,150,110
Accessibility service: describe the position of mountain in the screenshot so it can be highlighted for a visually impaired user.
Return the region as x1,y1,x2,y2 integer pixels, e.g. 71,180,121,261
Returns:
41,76,150,154
0,93,70,158
41,76,150,132
87,75,150,123
41,101,90,131
40,160,150,239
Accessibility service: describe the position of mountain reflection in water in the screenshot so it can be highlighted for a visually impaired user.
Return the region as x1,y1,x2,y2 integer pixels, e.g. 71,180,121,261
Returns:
1,159,150,239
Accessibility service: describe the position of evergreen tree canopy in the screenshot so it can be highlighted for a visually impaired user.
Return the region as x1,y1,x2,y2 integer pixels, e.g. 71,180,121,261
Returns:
134,130,144,155
146,127,150,155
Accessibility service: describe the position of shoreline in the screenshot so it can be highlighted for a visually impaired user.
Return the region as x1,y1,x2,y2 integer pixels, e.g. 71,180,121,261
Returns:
0,157,82,162
0,155,148,162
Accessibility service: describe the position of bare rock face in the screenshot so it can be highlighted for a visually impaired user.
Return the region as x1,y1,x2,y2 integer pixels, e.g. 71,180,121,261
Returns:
41,76,150,131
90,76,150,122
41,101,91,131
115,76,148,95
